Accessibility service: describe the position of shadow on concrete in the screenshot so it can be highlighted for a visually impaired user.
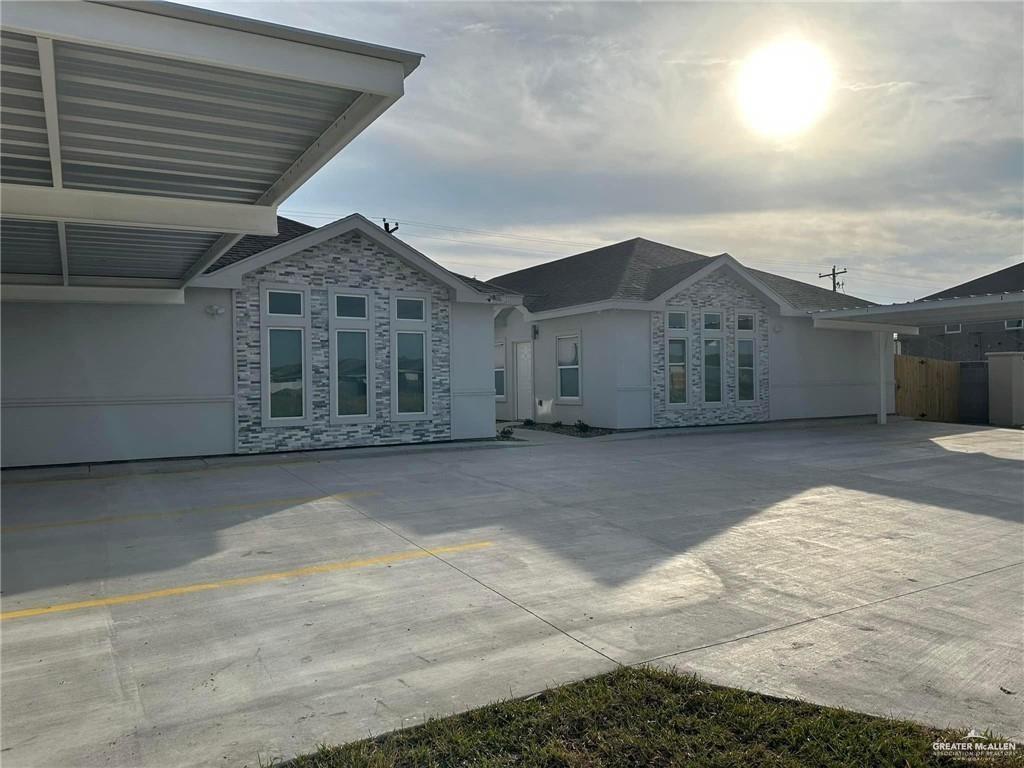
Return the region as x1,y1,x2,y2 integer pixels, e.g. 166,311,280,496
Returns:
2,420,1020,598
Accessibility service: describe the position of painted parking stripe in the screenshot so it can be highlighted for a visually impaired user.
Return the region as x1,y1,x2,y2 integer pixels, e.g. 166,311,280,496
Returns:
1,491,377,533
0,540,494,621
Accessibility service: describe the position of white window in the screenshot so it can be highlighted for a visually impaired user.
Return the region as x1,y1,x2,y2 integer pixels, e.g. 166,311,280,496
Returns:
1006,319,1023,331
556,334,580,401
396,332,426,414
703,339,722,403
494,342,506,399
668,339,687,404
666,309,688,406
703,312,722,331
737,313,755,332
268,329,305,418
267,289,303,317
336,294,367,319
396,297,425,321
944,323,962,334
737,339,755,402
261,284,310,426
330,289,373,422
667,311,688,330
392,294,431,419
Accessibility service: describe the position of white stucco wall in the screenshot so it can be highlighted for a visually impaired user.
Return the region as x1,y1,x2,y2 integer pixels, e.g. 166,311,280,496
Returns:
1,288,235,467
494,308,650,428
769,316,895,420
450,301,499,438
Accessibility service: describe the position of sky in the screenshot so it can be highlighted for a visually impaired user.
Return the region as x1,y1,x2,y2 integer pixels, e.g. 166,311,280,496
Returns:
186,1,1022,303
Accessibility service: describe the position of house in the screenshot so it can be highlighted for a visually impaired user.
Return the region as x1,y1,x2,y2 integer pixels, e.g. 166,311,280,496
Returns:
490,238,896,429
2,215,518,467
0,3,518,467
896,263,1024,361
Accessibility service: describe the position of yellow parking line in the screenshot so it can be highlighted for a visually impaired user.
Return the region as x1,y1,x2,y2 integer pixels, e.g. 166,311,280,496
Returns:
1,540,493,621
1,491,378,533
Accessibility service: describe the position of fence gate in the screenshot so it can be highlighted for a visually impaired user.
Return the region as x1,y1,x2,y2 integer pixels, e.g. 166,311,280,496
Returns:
895,355,960,422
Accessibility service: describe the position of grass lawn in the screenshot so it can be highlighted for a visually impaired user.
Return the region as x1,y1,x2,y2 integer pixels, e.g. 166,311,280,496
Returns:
281,666,1021,767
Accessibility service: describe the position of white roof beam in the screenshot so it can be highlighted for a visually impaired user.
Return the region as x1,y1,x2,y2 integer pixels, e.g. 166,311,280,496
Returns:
2,1,407,96
57,221,69,286
1,185,278,235
179,233,243,287
35,37,63,189
813,317,919,335
1,284,185,305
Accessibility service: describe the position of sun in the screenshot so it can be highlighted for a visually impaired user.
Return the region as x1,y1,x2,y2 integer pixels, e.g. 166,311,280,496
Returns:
736,38,834,139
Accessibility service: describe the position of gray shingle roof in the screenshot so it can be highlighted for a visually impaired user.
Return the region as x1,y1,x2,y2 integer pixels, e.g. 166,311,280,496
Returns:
747,269,875,312
205,216,316,273
451,273,521,295
921,262,1024,301
489,238,712,312
489,237,874,313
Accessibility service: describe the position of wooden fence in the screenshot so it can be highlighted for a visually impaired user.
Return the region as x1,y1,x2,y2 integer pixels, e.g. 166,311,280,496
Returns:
895,355,960,423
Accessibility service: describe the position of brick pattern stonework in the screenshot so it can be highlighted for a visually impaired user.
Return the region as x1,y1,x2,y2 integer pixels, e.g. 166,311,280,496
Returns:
652,268,771,427
234,232,452,453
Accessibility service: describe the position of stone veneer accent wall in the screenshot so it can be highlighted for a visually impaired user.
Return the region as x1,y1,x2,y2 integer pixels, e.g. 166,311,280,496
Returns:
234,232,452,453
652,268,771,427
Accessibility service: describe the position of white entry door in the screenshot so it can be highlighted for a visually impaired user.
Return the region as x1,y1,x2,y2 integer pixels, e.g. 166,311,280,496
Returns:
515,341,534,420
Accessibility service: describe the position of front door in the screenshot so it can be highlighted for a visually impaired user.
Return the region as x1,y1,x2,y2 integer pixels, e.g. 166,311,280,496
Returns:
515,341,534,420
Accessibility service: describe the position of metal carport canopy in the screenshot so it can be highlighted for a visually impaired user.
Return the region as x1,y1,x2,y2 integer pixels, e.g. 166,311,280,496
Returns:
0,0,422,303
809,290,1024,426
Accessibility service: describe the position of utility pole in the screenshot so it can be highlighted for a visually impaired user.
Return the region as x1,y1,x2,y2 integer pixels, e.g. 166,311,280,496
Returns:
819,265,848,292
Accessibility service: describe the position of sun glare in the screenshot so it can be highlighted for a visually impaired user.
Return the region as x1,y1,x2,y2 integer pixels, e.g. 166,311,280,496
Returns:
737,38,834,139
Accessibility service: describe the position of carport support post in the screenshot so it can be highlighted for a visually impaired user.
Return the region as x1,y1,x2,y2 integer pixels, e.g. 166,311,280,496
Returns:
876,331,888,425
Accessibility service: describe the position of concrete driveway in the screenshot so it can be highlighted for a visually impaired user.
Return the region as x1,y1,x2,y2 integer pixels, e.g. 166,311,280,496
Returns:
2,419,1022,767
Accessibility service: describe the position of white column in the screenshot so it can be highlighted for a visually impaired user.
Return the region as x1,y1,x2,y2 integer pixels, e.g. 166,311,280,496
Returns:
877,331,888,425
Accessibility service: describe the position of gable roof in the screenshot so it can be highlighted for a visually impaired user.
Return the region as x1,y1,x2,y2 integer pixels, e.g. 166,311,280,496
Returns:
206,216,316,273
193,213,520,305
490,237,874,314
921,262,1024,301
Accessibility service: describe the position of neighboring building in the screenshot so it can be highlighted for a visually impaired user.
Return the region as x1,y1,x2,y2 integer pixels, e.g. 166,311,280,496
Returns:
897,263,1024,361
490,238,894,429
2,215,518,466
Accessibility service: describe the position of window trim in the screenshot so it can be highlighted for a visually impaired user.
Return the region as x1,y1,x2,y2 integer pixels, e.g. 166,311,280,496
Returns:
329,287,374,425
394,296,426,322
701,308,724,407
391,292,432,421
265,288,304,318
494,340,507,402
667,310,688,331
334,292,369,320
1005,319,1023,331
555,331,582,404
944,323,962,335
665,309,690,408
260,282,312,427
736,337,756,404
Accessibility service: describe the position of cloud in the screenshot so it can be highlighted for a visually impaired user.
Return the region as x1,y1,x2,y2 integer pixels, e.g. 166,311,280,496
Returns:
186,1,1022,303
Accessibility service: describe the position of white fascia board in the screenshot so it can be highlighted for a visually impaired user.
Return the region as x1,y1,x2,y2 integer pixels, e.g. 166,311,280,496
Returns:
813,317,920,335
1,284,185,304
2,1,408,96
1,185,278,235
258,94,396,206
522,299,655,322
190,213,514,304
